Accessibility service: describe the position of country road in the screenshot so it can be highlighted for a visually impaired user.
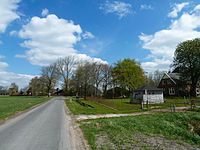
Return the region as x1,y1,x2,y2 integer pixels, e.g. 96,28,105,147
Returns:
0,97,71,150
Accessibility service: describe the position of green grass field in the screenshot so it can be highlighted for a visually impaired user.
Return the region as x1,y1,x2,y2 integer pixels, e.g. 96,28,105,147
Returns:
65,99,118,115
65,98,144,115
80,112,200,150
0,96,50,121
65,96,200,115
88,98,141,111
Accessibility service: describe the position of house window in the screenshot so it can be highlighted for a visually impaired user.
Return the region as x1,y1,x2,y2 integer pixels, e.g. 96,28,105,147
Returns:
168,80,171,85
169,87,175,95
162,80,165,85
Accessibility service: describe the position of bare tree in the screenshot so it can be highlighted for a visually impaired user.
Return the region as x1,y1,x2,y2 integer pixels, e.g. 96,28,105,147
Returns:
71,64,84,97
146,70,165,87
0,86,8,95
41,63,59,97
56,56,77,94
91,63,105,96
102,64,112,96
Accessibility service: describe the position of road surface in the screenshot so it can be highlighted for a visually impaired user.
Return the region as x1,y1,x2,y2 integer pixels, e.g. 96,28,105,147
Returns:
0,97,71,150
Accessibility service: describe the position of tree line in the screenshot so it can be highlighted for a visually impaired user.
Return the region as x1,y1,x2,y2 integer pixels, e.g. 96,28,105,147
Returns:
28,57,147,98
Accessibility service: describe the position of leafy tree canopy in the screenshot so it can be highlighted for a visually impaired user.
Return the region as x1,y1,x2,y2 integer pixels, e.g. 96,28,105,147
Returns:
112,58,145,92
172,38,200,96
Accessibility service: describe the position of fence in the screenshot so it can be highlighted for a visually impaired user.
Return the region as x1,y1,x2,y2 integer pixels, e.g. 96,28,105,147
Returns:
141,99,200,112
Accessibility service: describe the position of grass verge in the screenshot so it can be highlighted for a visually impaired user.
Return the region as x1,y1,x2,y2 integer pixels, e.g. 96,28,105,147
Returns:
0,96,50,121
80,112,200,150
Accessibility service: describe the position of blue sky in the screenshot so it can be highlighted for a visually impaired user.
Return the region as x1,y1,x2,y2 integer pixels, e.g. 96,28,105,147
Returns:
0,0,200,88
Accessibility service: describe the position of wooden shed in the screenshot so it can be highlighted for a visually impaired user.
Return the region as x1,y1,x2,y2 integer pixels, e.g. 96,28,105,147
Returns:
132,85,164,104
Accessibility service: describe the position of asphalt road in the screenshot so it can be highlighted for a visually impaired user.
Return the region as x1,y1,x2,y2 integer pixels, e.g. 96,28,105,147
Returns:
0,97,71,150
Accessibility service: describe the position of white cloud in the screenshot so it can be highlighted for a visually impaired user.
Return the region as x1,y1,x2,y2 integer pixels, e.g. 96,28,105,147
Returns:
9,30,17,36
82,31,95,39
41,8,49,17
139,4,200,72
0,71,34,89
0,56,8,70
17,14,107,66
0,56,33,89
168,2,189,18
140,4,153,10
0,0,21,33
0,0,34,88
18,14,82,66
15,54,26,58
194,4,200,12
99,0,132,19
75,54,107,64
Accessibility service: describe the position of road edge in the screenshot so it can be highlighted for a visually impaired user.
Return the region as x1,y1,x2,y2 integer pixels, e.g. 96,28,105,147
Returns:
63,98,90,150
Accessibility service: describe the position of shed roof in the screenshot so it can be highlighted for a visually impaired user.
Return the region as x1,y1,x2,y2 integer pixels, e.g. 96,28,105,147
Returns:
134,85,163,91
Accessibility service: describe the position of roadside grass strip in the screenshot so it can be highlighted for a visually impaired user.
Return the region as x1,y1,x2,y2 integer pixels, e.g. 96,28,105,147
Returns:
80,112,200,150
65,99,118,115
0,96,50,121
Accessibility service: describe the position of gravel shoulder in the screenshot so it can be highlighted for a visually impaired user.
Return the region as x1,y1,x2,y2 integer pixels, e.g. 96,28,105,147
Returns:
64,100,90,150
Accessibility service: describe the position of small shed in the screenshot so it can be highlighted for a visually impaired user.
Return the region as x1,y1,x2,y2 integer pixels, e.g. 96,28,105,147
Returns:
132,85,164,104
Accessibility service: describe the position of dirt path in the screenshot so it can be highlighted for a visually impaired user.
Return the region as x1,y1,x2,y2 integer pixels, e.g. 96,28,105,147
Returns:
75,106,190,121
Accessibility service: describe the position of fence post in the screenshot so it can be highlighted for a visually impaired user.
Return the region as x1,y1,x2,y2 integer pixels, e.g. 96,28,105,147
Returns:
173,104,176,112
146,100,149,109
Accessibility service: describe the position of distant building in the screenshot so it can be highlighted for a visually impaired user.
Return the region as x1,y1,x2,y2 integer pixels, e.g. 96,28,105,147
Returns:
158,72,200,97
132,85,164,104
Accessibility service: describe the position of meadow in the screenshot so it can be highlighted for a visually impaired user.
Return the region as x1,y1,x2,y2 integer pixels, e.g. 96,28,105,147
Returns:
0,96,50,121
80,112,200,150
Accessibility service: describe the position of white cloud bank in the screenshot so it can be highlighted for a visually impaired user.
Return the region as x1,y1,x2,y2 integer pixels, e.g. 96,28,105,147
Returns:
140,3,200,72
0,0,34,88
99,0,132,19
0,71,34,89
0,0,21,33
17,14,107,66
0,56,32,88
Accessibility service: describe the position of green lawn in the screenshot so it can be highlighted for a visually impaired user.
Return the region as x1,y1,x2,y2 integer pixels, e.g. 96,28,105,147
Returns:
0,96,50,121
65,98,144,115
65,99,119,115
65,96,200,115
80,112,200,150
92,98,141,111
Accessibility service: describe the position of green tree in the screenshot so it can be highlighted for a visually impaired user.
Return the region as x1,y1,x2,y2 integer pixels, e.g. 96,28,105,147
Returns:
30,77,46,96
9,83,18,96
172,38,200,96
112,58,146,101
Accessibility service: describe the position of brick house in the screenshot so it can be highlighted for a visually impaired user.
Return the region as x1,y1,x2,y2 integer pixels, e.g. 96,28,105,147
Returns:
158,72,200,97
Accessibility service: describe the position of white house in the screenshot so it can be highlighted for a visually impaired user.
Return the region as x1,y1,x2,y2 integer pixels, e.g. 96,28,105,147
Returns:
132,85,164,104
